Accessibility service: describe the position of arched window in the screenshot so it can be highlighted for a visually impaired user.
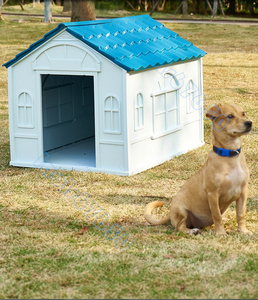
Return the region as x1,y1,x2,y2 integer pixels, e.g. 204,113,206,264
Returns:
104,96,121,134
18,92,34,128
151,73,180,136
135,93,144,131
186,80,195,114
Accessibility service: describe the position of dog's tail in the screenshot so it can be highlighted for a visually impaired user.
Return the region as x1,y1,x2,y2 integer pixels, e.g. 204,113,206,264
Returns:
144,201,170,225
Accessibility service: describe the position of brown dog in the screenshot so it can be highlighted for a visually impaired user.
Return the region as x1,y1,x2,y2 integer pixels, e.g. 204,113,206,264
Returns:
144,103,253,236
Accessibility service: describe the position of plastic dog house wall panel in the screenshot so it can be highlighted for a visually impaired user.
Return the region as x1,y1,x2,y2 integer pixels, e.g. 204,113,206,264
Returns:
126,59,204,175
8,58,41,166
13,137,40,164
8,30,128,174
129,121,202,175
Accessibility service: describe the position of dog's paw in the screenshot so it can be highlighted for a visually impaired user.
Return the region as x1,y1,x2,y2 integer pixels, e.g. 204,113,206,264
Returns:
238,228,253,235
189,228,200,235
215,229,227,237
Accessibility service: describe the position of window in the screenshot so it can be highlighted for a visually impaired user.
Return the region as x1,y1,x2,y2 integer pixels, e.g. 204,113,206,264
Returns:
18,92,34,128
186,80,195,114
135,93,144,131
104,96,121,134
151,73,180,136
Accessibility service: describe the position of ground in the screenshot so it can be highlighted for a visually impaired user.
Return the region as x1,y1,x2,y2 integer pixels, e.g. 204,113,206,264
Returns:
0,14,258,299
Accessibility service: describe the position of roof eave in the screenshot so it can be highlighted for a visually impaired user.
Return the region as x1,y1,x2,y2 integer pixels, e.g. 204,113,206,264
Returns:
2,23,67,68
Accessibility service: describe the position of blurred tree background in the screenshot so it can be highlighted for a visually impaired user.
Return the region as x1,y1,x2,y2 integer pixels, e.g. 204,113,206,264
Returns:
96,0,257,16
0,0,257,16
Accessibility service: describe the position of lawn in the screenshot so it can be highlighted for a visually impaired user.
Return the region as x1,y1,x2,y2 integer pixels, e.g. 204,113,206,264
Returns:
0,16,258,299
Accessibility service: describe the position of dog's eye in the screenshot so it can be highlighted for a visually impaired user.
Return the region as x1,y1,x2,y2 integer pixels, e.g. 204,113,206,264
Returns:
242,112,245,116
227,114,234,119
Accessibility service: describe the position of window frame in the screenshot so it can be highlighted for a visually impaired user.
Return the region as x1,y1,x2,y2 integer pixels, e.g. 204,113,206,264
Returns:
17,91,34,129
104,95,121,135
186,80,195,114
134,92,144,131
150,73,180,139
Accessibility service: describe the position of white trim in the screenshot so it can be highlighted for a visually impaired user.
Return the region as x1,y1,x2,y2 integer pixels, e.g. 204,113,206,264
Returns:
36,71,44,161
9,161,130,176
94,72,100,170
33,42,101,72
8,67,15,164
99,139,124,146
151,126,182,140
17,90,35,129
199,58,204,144
123,70,129,173
103,94,121,135
152,89,180,136
14,134,38,139
150,87,180,97
33,67,101,72
36,70,99,170
151,72,181,137
134,92,144,131
186,79,195,114
131,134,151,145
37,70,97,76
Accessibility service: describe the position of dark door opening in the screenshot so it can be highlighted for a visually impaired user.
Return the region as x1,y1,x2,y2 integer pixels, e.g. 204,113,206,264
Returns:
42,74,96,168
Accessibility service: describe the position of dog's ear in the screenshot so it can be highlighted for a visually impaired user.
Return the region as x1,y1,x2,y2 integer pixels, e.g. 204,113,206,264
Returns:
205,104,222,120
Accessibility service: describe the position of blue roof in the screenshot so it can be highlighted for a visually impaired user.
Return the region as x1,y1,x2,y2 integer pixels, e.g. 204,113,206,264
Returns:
3,15,206,71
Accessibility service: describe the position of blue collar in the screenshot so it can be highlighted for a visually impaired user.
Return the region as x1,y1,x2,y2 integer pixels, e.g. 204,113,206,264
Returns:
213,146,241,157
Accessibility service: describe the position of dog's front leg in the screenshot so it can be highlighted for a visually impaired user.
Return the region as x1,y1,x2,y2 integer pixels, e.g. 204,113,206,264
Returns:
207,192,226,236
236,186,253,235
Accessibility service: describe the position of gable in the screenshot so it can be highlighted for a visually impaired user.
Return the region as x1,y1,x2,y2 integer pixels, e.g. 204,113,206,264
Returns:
33,31,101,72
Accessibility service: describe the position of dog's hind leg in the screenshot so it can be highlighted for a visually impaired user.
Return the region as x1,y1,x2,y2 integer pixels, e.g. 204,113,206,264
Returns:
170,205,200,235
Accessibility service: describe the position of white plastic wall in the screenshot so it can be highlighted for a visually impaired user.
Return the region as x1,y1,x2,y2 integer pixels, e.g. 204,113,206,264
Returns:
8,30,128,175
126,59,204,175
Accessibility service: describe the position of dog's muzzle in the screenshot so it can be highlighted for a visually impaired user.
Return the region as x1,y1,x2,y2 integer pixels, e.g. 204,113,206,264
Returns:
244,121,252,133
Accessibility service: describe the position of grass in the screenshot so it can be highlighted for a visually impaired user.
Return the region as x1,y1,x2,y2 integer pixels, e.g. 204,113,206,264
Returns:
0,16,258,299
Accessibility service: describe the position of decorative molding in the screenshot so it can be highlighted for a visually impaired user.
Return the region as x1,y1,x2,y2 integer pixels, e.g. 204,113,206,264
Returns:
99,139,124,146
33,43,101,72
14,134,38,139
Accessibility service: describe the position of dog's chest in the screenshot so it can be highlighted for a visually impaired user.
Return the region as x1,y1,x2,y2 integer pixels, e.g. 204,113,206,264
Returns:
225,164,246,198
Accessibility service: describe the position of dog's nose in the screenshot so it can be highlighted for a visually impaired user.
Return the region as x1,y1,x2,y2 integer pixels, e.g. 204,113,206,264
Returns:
245,121,252,127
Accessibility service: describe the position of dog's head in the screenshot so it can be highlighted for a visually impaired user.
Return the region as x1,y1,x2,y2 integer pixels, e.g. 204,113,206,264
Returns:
205,103,252,137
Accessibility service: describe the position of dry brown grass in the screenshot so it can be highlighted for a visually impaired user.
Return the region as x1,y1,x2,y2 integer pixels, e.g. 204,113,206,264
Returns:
0,20,257,299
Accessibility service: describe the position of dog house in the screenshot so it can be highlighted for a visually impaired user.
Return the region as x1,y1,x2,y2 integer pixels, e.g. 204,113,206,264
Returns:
3,15,206,176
